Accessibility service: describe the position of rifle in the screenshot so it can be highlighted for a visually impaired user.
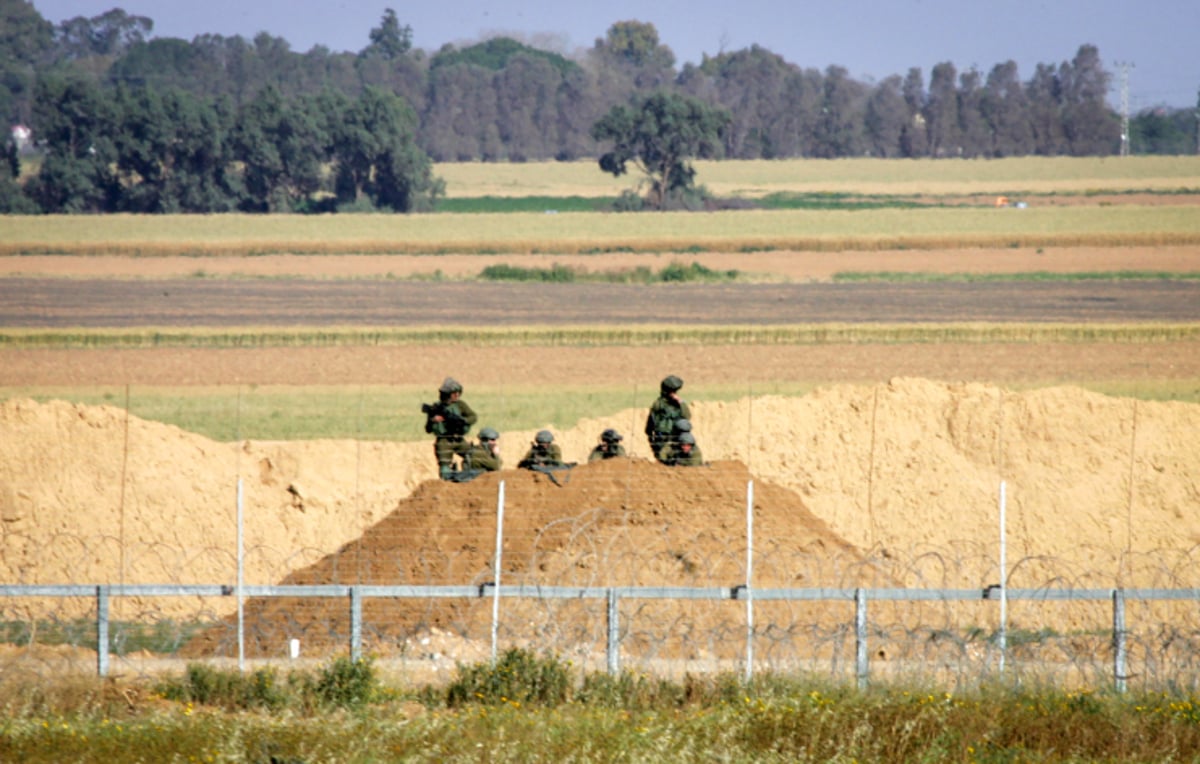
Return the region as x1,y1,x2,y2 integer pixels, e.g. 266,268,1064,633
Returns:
421,402,468,436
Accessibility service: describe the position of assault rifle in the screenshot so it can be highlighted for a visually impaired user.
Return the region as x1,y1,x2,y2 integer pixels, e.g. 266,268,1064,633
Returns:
421,401,469,436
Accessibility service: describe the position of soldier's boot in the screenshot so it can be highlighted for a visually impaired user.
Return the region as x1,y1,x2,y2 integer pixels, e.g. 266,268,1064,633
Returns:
439,465,454,480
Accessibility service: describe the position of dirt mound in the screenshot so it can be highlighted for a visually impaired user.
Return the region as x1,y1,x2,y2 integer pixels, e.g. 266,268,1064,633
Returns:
3,379,1199,630
183,457,874,658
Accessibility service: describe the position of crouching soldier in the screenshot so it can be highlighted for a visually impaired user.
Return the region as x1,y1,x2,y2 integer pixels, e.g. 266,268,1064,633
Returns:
519,430,563,469
588,428,626,462
461,427,503,474
664,431,703,467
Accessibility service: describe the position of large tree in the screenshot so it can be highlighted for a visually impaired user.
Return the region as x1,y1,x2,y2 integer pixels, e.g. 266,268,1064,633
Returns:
332,86,441,211
591,90,729,210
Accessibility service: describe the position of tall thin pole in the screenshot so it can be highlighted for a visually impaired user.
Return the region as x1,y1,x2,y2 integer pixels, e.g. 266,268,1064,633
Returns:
998,480,1007,675
744,480,754,682
490,480,506,665
236,477,244,673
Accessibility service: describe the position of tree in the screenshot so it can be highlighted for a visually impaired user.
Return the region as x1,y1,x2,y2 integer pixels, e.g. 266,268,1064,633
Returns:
900,67,927,157
332,86,441,211
0,0,54,124
230,86,328,211
864,75,906,157
699,45,798,158
1027,62,1065,155
27,74,118,212
956,68,989,157
591,91,729,210
591,20,676,90
365,8,412,60
981,60,1033,157
1059,44,1118,155
813,65,865,158
925,61,959,156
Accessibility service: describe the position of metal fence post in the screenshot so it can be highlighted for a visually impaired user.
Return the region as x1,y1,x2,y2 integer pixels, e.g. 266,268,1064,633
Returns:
96,585,110,678
606,588,619,676
350,585,362,662
1113,588,1127,693
855,587,868,689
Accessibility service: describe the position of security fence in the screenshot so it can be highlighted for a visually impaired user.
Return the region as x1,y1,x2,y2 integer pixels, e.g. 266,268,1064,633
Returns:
3,581,1200,694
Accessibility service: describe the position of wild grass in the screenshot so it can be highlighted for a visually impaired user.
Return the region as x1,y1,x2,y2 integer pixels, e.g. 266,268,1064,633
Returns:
2,650,1199,762
478,260,740,283
3,206,1199,256
3,322,1198,351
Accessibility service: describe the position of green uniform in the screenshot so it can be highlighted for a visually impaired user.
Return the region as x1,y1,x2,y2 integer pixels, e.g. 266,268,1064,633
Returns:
664,443,703,467
425,398,478,472
588,442,627,462
519,443,563,468
462,439,502,472
645,395,692,463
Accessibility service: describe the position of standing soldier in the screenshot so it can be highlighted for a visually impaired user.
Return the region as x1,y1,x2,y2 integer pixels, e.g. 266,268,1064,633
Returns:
645,375,692,463
519,430,564,469
423,377,478,480
588,428,626,462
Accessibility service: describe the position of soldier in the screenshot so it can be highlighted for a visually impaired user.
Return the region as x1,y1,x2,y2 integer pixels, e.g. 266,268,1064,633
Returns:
663,431,704,467
588,428,627,462
461,427,503,473
645,375,692,463
422,377,478,480
519,430,564,469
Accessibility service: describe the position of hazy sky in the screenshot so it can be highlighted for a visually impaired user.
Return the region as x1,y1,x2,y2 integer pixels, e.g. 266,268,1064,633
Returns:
30,0,1198,108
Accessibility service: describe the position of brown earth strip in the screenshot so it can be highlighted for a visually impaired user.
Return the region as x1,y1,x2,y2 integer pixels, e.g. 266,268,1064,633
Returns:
3,341,1198,388
2,278,1198,328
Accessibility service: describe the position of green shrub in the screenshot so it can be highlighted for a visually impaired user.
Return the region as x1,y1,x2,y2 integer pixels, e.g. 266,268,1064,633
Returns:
157,663,287,711
445,648,571,708
312,656,379,710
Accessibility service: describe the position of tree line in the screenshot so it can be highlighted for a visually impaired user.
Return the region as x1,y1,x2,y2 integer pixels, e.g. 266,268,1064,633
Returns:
1,2,1195,213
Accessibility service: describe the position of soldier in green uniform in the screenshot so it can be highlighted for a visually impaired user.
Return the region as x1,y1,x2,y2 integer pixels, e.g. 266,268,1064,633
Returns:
588,428,627,462
519,430,563,469
462,427,503,473
664,431,704,467
645,375,692,463
423,377,478,480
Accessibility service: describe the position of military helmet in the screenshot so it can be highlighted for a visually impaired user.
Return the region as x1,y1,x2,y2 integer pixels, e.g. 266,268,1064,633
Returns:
438,377,462,395
673,419,692,433
678,431,696,446
478,426,499,440
601,428,622,442
535,429,554,444
660,375,683,393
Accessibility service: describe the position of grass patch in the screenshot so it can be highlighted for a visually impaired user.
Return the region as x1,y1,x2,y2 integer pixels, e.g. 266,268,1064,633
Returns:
5,374,1199,442
2,652,1200,762
758,191,933,210
478,260,741,283
4,323,1200,352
